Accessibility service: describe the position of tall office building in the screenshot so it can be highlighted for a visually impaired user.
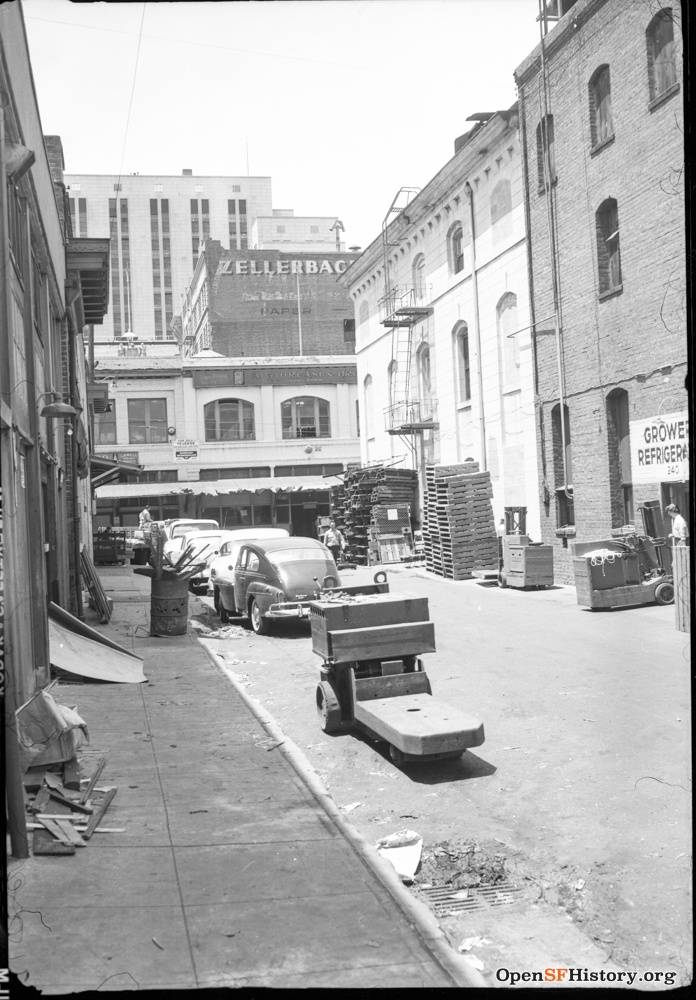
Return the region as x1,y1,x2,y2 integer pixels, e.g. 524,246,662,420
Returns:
65,170,344,342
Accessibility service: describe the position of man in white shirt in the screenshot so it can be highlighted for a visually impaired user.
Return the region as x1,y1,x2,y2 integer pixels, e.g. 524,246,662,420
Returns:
665,504,688,544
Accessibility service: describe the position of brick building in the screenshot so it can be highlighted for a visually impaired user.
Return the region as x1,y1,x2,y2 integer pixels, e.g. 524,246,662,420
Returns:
515,0,687,581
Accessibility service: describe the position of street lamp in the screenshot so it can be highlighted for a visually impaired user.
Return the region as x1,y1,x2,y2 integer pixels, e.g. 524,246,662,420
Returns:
38,391,79,419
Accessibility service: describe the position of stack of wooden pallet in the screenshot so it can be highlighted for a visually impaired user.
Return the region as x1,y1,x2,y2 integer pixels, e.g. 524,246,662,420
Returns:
330,466,419,565
423,463,498,580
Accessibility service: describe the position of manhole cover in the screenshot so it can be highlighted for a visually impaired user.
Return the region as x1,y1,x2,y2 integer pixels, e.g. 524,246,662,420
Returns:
420,880,525,916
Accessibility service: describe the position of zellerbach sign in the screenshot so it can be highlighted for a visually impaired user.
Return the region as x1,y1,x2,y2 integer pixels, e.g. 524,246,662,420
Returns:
219,258,348,276
630,410,689,484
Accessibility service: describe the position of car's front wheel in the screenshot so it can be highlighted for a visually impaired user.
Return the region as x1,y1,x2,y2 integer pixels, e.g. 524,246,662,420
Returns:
250,599,271,635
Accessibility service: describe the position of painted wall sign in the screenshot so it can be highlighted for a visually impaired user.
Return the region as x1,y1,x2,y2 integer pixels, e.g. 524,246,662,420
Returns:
173,438,199,462
192,365,357,389
630,410,689,484
219,259,348,276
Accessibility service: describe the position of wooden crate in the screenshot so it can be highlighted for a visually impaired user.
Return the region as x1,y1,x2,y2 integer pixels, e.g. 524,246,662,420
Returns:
316,621,436,662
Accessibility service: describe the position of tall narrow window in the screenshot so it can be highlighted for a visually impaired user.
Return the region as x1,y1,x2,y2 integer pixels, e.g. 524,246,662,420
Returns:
363,376,373,439
94,406,117,445
646,8,677,102
497,292,520,387
417,343,432,408
448,223,465,274
412,254,426,302
595,198,622,295
281,396,331,439
606,388,633,527
454,323,471,403
552,403,574,527
204,399,255,441
108,198,122,337
239,199,248,250
536,115,556,192
589,65,613,147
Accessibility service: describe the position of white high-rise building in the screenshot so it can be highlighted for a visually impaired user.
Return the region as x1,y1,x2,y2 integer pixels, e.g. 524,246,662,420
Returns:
65,170,344,341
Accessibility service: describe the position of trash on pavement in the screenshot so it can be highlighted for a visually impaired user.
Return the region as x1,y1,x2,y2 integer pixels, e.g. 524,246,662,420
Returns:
16,688,89,767
458,935,492,952
342,802,362,813
375,829,423,880
255,737,283,751
574,878,586,891
462,954,485,972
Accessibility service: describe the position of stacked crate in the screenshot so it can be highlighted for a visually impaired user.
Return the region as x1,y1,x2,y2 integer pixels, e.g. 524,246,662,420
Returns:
330,466,419,565
368,503,413,565
423,463,499,580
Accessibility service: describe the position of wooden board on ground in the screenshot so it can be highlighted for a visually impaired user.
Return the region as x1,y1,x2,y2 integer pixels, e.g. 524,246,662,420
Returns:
32,828,75,855
49,620,146,684
83,787,117,840
354,693,485,756
79,549,112,623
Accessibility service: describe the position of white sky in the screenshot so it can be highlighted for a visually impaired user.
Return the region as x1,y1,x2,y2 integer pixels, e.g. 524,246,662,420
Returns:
22,0,542,250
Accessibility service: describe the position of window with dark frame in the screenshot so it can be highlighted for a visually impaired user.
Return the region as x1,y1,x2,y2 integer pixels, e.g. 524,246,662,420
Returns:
552,403,574,527
536,115,556,191
455,324,471,403
281,396,331,439
127,398,168,444
589,65,613,147
204,398,256,441
606,388,634,527
646,8,677,102
94,406,117,445
450,224,465,274
595,198,622,295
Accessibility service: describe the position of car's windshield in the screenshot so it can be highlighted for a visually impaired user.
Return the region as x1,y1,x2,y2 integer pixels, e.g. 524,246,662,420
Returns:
171,521,218,538
268,548,329,567
186,534,226,553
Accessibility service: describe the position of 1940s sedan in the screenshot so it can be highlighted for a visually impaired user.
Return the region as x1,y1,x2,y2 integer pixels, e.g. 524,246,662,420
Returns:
229,536,340,634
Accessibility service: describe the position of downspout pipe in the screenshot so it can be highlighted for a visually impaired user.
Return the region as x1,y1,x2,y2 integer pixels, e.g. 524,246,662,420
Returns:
67,307,83,618
464,181,487,471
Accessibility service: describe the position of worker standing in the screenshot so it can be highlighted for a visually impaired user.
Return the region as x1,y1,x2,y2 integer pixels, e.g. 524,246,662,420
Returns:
666,504,688,545
139,504,153,530
323,520,346,565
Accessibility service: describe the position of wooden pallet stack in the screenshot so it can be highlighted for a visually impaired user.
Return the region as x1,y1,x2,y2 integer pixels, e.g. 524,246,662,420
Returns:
330,466,419,564
423,463,499,580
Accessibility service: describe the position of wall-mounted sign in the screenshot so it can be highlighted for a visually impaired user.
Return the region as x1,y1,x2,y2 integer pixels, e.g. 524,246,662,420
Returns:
630,410,689,484
219,259,348,277
192,365,357,389
100,450,140,466
173,438,199,462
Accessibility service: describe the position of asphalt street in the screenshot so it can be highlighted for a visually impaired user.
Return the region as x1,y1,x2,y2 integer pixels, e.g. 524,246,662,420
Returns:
195,565,691,984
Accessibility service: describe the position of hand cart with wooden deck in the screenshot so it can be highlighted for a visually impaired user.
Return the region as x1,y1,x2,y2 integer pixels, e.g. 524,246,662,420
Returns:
309,579,484,767
471,508,554,589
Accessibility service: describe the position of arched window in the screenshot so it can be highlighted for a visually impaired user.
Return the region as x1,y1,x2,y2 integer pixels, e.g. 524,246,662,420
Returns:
453,323,471,403
551,403,574,526
589,65,613,147
646,8,677,102
363,375,374,439
204,398,255,441
497,293,520,387
536,115,556,192
412,254,426,302
595,198,622,295
447,222,465,274
490,180,512,225
281,396,330,439
417,343,432,400
606,388,633,527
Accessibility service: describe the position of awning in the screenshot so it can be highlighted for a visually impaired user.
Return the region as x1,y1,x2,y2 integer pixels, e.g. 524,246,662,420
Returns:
95,475,336,501
90,455,143,489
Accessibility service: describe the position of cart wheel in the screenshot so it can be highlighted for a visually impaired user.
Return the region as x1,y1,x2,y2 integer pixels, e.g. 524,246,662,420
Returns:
250,599,271,635
655,581,675,606
389,745,406,768
219,600,230,624
316,682,342,733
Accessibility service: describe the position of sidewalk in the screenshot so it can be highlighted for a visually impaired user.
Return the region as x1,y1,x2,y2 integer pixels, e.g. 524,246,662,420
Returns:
9,567,478,991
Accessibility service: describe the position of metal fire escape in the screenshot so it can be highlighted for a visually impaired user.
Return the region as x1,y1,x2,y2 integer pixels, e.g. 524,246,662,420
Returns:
379,187,438,437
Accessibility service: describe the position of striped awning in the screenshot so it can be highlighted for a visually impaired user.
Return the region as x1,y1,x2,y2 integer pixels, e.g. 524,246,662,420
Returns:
94,476,334,501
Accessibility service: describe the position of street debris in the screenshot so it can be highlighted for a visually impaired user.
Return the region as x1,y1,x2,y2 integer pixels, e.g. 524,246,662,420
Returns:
16,686,89,768
413,839,508,893
342,802,362,813
375,829,423,881
458,935,492,952
462,954,485,972
255,737,283,752
152,938,164,950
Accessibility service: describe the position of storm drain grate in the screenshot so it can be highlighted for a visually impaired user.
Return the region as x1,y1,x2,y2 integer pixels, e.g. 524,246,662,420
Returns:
420,881,525,916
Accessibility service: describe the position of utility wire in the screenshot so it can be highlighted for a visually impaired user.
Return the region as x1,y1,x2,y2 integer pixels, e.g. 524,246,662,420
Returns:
116,2,147,192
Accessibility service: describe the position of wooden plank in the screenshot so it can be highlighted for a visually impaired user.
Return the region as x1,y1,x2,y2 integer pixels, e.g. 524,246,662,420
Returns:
354,693,485,755
28,786,51,814
53,819,86,847
48,789,93,814
80,757,106,804
82,787,117,840
354,671,430,702
37,816,74,844
63,757,81,791
32,828,75,855
80,549,112,623
324,621,436,662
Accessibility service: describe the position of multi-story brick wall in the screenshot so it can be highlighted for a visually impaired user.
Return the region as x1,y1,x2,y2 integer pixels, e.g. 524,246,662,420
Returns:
516,0,686,582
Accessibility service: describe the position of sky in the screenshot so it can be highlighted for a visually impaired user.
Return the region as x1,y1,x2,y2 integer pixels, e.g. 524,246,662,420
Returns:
22,0,543,250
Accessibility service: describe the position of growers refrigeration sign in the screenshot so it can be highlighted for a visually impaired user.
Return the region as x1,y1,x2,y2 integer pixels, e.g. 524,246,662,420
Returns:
630,411,689,484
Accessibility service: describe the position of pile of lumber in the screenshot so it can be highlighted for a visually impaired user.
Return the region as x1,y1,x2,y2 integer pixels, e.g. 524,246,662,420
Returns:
423,462,499,580
23,754,119,855
330,466,419,565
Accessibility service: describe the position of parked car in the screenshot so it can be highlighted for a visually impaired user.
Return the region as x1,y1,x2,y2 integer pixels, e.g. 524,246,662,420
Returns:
228,537,340,634
208,528,290,617
165,529,240,594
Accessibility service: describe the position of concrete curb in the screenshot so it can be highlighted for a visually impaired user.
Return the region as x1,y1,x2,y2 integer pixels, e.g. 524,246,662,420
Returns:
199,638,486,990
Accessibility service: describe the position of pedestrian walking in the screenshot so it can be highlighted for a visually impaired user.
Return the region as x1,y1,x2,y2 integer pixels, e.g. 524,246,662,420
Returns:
666,503,688,545
323,520,346,565
139,504,153,530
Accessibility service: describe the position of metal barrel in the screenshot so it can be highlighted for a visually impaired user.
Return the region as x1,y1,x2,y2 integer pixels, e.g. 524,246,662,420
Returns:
150,575,189,636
